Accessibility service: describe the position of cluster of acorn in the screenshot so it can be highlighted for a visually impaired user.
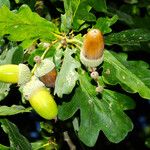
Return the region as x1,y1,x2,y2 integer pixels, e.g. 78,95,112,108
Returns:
0,29,104,120
0,58,58,120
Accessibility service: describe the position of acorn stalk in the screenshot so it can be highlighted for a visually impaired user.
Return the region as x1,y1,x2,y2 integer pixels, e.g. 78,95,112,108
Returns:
23,77,58,120
0,64,31,85
80,29,104,67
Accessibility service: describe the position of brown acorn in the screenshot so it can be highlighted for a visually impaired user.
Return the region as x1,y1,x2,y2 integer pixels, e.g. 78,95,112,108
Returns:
80,29,104,67
39,68,57,88
34,59,57,88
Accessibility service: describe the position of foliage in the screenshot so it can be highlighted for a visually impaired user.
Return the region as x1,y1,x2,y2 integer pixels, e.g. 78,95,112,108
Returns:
0,119,32,150
59,73,135,146
0,0,150,149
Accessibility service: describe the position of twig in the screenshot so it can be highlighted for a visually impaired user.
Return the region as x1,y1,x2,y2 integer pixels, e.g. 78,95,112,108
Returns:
63,131,76,150
31,40,58,74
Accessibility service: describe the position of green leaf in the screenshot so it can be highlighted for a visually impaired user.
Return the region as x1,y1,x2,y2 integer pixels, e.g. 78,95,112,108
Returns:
0,47,23,65
133,16,150,29
103,50,150,99
72,1,96,31
0,105,32,116
60,14,69,33
58,73,134,146
0,82,10,101
88,0,107,12
0,49,11,101
0,37,5,45
0,5,58,42
31,140,57,150
54,48,80,98
145,137,150,148
124,0,138,4
94,15,118,34
105,29,150,46
54,46,64,70
40,122,53,134
11,47,24,64
0,119,32,150
31,140,47,150
61,0,80,32
0,0,10,8
0,144,9,150
15,0,20,4
108,7,134,26
61,0,96,32
20,38,37,50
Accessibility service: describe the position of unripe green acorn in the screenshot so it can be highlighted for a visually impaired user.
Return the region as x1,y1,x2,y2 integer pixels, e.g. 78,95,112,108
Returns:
80,29,104,67
34,58,57,88
23,77,58,120
0,64,31,85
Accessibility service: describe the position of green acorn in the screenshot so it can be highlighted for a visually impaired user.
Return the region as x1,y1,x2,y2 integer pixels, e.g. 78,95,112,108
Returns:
23,76,58,120
0,64,31,85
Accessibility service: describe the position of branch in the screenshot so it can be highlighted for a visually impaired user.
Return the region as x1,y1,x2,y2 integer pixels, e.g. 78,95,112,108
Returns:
63,131,76,150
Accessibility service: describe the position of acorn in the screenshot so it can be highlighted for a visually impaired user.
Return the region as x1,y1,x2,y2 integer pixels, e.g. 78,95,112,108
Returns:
0,64,31,85
80,29,104,67
23,76,58,120
34,58,57,88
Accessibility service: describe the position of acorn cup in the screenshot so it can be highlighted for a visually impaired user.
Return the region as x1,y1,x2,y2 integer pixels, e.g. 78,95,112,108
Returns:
80,29,104,67
23,76,58,120
34,58,57,88
0,64,31,85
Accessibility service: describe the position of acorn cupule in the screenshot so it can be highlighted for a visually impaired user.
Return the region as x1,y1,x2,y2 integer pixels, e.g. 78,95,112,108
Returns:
80,51,104,68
